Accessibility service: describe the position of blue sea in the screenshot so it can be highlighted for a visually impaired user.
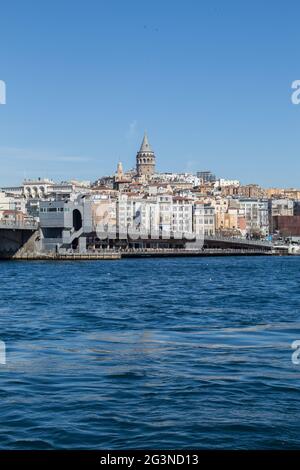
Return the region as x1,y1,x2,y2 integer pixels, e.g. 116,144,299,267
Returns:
0,256,300,449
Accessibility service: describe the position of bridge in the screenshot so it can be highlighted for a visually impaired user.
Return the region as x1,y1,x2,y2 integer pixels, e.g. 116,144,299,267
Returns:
121,235,273,257
0,220,273,259
0,220,38,231
0,220,39,258
123,233,272,252
203,235,272,251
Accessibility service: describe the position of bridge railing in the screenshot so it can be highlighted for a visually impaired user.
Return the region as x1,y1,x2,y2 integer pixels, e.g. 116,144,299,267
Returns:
121,247,268,253
0,219,38,230
205,235,272,247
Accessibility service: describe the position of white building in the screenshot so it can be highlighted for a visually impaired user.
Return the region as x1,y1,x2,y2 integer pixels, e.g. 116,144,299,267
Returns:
269,199,294,217
153,172,201,187
116,194,160,238
193,203,215,236
0,192,26,219
172,197,193,236
214,178,240,188
0,192,13,212
2,179,91,200
238,198,269,236
23,178,55,199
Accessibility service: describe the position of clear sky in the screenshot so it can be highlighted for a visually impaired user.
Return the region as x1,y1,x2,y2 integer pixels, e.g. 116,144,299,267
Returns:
0,0,300,187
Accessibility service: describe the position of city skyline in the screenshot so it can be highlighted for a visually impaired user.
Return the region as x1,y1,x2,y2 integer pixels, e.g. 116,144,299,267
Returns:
1,1,300,187
1,130,299,191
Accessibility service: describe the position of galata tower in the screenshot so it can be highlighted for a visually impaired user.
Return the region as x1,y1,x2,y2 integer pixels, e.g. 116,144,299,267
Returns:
136,133,156,178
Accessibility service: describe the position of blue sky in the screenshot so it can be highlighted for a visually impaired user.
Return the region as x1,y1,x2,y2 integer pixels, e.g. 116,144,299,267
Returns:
0,0,300,187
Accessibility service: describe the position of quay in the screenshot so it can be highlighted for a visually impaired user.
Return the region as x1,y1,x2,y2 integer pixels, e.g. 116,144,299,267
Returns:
2,248,273,261
1,247,296,260
121,248,271,258
7,252,121,261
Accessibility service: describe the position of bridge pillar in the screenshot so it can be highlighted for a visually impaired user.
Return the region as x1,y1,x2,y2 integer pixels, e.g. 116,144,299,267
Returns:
0,228,39,258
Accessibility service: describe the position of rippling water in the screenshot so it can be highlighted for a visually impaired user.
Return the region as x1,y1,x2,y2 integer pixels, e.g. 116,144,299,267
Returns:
0,256,300,449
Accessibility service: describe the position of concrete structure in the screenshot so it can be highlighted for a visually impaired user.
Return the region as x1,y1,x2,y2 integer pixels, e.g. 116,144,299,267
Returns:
0,219,38,258
39,195,92,253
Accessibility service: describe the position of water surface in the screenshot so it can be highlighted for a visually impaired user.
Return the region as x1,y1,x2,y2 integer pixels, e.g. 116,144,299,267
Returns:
0,256,299,449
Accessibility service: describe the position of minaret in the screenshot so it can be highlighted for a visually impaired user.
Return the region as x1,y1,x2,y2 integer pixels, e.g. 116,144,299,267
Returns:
136,133,156,178
116,161,123,178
